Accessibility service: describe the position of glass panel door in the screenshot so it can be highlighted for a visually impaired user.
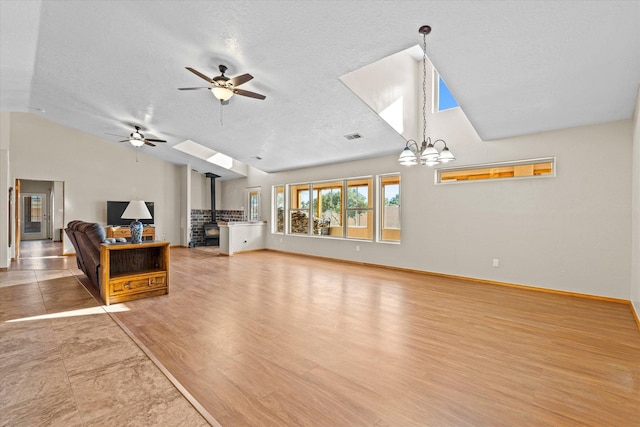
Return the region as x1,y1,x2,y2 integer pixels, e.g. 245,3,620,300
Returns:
22,193,47,240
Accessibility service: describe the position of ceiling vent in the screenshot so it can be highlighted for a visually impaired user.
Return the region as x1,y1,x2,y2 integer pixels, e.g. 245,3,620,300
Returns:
344,133,363,141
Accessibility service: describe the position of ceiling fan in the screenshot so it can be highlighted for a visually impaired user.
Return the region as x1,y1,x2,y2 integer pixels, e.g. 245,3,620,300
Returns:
106,126,167,147
178,65,266,104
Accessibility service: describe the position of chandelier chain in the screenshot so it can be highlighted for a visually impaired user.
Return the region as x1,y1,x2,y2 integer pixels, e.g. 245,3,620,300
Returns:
397,25,455,167
422,31,427,144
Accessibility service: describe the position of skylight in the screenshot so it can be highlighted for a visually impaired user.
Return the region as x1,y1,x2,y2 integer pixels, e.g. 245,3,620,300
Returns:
173,139,234,170
340,44,476,144
379,97,404,134
206,153,233,169
437,75,459,111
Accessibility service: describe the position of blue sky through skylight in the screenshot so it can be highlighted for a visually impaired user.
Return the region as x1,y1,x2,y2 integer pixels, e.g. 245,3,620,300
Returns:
438,76,459,111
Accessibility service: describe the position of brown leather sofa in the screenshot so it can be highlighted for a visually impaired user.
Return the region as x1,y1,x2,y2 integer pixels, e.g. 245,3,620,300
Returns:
65,220,124,288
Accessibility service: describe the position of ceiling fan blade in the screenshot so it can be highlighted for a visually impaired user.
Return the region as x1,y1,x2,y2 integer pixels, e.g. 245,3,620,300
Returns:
145,138,166,143
178,87,210,90
118,139,129,143
105,132,126,137
229,73,253,87
233,88,266,100
186,67,213,83
144,141,156,147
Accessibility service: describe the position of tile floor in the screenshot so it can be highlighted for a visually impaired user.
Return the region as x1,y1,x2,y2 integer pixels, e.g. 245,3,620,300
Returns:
0,265,209,426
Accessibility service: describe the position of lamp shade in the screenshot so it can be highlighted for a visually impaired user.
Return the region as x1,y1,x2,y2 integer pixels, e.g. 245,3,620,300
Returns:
121,200,152,220
129,138,145,147
398,147,418,165
211,87,234,101
438,147,456,162
420,144,439,161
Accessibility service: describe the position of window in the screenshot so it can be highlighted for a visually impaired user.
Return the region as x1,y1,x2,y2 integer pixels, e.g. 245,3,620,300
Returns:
435,71,459,112
346,178,373,239
380,174,401,242
275,176,393,242
436,158,555,184
30,195,42,222
273,186,284,233
23,195,43,234
289,184,310,234
312,181,342,236
247,187,261,221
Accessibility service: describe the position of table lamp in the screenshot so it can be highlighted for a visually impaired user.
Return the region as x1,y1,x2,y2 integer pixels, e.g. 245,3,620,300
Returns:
121,200,152,244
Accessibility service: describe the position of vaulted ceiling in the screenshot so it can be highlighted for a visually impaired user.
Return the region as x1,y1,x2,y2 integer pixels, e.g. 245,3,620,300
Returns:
1,1,638,179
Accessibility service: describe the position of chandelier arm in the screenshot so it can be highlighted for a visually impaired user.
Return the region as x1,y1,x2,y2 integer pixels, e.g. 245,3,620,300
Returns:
404,139,421,153
431,139,448,148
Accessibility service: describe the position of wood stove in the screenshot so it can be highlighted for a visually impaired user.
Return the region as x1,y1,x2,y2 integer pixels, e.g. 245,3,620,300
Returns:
203,223,219,246
203,172,220,246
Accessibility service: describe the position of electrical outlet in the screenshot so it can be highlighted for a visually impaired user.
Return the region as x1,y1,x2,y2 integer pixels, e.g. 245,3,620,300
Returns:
279,238,283,243
356,245,360,252
493,259,500,268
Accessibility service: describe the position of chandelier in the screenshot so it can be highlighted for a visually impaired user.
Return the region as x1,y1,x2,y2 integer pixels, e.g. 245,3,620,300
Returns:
398,25,455,167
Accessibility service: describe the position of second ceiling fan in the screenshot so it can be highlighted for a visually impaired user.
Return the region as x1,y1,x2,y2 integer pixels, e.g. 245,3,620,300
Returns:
106,125,166,147
179,65,266,104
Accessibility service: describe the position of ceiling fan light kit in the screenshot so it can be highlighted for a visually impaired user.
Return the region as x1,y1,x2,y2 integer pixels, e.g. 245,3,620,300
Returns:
107,125,167,148
211,86,234,102
179,64,266,105
129,138,145,147
399,25,456,167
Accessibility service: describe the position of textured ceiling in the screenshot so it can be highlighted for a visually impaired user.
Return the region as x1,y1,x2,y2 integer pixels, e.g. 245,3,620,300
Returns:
1,1,638,179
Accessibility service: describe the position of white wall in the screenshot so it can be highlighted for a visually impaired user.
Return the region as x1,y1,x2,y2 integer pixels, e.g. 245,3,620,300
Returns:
221,119,633,300
220,166,268,214
6,113,183,252
180,165,190,247
340,48,418,141
631,86,640,319
52,181,64,240
190,170,210,210
0,112,10,269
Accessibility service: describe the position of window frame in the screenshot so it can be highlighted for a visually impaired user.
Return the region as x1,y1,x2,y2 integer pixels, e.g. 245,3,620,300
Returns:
276,176,380,241
378,174,401,242
288,183,311,235
346,178,373,240
312,181,343,237
246,187,261,221
433,69,459,113
435,157,556,184
272,185,285,234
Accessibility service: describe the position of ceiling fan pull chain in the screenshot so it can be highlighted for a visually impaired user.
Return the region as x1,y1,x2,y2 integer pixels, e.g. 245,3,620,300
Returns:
220,102,224,126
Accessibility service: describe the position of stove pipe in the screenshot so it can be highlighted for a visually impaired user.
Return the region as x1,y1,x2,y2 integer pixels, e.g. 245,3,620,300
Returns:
205,173,219,222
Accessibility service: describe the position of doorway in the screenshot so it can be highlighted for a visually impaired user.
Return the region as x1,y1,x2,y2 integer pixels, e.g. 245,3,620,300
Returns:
15,179,65,259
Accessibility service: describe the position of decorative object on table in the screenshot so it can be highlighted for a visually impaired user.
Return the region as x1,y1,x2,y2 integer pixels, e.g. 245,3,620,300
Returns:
398,25,456,167
121,200,152,244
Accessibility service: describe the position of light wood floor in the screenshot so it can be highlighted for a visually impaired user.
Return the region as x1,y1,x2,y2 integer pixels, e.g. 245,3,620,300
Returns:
104,247,639,426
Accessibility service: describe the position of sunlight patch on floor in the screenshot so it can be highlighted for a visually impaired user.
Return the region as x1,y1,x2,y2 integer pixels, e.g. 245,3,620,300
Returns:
5,305,130,323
